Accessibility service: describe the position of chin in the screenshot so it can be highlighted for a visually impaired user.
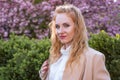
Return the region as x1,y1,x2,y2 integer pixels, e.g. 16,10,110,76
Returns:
60,41,66,44
60,41,68,44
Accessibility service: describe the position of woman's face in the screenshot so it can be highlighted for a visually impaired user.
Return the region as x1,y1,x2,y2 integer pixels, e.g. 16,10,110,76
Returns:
55,13,75,46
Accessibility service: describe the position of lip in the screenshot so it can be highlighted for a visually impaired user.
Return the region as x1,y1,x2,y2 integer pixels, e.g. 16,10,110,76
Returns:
59,36,66,39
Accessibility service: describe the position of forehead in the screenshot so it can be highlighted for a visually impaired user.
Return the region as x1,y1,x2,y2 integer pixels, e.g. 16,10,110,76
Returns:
55,13,73,24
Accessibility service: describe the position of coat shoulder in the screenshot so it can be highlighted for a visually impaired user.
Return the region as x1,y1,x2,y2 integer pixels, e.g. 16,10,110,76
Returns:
86,48,104,56
85,47,105,59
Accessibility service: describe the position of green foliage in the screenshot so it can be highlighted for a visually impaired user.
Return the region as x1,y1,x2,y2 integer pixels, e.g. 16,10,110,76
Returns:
89,31,120,80
0,34,50,80
0,31,120,80
34,0,44,4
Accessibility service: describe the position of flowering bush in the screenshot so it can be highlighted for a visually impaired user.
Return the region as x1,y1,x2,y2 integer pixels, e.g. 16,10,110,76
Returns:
72,0,120,36
0,0,49,39
41,0,120,36
0,0,120,39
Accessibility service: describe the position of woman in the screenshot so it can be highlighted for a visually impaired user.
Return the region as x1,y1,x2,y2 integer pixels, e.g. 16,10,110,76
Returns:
39,4,111,80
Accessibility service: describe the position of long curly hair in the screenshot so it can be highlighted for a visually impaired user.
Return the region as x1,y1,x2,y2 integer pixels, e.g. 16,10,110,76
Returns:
49,4,89,67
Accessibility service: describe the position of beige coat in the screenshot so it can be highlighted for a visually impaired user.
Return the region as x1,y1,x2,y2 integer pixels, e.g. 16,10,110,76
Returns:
62,47,110,80
43,47,111,80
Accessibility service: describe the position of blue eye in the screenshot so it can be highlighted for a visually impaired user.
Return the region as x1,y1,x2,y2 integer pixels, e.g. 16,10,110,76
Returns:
55,24,60,29
63,23,70,28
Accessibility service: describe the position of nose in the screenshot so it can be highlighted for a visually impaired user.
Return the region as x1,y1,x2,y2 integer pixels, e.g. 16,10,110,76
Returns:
57,27,64,34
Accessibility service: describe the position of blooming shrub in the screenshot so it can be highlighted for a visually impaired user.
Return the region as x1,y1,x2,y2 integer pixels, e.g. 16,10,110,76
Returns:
42,0,120,36
0,0,49,39
0,0,120,39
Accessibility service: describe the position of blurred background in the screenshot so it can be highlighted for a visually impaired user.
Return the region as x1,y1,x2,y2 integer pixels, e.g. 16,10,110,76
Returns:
0,0,120,80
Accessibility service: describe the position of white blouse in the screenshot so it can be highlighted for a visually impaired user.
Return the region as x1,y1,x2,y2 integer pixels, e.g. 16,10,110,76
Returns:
48,46,71,80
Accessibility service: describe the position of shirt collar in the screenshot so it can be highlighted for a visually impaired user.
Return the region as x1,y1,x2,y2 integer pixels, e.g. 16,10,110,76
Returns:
60,45,71,55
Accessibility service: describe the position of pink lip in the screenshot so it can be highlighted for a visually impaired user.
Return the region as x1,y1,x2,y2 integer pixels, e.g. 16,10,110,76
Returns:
59,36,66,39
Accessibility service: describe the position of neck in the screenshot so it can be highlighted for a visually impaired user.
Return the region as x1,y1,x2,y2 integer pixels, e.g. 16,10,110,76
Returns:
63,43,71,49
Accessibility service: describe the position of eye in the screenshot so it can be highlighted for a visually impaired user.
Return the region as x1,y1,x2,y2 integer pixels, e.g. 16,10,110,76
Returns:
63,23,70,28
55,24,60,29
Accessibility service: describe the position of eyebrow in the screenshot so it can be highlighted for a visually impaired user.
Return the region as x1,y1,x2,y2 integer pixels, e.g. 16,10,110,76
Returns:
55,24,59,26
56,22,69,25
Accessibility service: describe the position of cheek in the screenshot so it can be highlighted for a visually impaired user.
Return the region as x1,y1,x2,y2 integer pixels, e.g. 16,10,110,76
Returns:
55,29,59,38
56,29,60,34
69,31,75,39
70,26,75,35
67,28,75,39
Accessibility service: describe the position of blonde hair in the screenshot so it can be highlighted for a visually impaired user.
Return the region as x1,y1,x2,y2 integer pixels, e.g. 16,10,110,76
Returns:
49,4,88,67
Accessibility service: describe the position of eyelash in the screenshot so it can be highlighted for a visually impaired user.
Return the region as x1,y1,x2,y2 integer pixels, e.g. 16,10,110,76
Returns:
64,24,69,27
56,25,60,29
55,24,70,29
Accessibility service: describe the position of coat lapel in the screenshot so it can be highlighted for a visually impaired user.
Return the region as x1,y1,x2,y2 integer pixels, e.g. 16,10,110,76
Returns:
62,53,86,80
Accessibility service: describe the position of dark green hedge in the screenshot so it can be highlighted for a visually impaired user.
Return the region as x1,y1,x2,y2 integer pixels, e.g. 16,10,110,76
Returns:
0,34,50,80
0,31,120,80
89,31,120,80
